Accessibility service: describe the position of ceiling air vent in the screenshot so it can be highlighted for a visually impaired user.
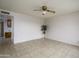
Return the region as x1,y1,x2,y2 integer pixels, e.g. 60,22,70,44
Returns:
1,11,10,15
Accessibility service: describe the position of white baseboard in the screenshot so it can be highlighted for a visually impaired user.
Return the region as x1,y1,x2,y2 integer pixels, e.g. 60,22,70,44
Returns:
46,38,79,47
14,37,79,47
14,37,43,44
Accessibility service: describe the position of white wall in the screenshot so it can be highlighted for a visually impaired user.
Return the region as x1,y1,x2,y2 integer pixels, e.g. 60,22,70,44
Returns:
11,13,44,44
46,12,79,46
0,9,44,44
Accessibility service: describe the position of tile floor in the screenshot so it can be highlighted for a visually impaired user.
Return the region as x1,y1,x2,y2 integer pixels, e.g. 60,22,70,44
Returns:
0,39,79,58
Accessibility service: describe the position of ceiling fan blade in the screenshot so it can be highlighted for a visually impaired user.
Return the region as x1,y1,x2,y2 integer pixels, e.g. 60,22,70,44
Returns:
33,9,41,11
47,10,55,13
33,8,42,11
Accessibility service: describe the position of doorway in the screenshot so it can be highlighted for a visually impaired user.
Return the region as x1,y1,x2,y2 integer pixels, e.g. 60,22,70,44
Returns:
0,14,14,44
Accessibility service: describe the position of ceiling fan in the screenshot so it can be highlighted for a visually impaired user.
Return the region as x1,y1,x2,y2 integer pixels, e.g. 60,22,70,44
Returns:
33,5,56,15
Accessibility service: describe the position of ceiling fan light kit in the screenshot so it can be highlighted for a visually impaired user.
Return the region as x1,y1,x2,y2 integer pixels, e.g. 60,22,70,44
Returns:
42,11,47,15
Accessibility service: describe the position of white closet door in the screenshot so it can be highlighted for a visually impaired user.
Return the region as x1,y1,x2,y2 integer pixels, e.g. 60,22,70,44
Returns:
0,15,3,37
0,16,1,36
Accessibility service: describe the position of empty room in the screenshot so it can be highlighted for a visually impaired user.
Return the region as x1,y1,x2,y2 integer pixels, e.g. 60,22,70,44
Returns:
0,0,79,58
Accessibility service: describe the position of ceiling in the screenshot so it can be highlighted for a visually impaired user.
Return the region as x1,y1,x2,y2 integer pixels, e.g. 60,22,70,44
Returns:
0,0,79,19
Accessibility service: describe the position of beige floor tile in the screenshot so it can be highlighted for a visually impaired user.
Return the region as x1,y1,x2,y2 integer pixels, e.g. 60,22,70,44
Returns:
0,39,79,58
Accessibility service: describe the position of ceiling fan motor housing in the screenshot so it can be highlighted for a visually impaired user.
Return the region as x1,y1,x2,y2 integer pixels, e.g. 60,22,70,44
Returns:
42,6,47,11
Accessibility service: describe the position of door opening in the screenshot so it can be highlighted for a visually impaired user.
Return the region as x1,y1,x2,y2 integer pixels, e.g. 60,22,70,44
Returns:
0,14,14,45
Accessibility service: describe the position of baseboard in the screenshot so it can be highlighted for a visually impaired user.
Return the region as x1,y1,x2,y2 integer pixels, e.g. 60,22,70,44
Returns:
14,37,79,47
46,38,79,47
14,37,43,44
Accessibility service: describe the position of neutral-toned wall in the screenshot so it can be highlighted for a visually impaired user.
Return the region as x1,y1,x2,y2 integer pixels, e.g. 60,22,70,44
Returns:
0,9,44,44
46,12,79,46
12,12,43,44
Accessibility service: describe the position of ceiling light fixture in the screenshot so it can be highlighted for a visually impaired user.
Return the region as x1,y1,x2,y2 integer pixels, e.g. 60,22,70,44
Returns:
42,11,47,15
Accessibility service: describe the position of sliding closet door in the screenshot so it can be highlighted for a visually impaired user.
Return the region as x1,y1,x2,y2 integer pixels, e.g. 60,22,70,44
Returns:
0,15,4,43
0,22,4,37
0,15,4,37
